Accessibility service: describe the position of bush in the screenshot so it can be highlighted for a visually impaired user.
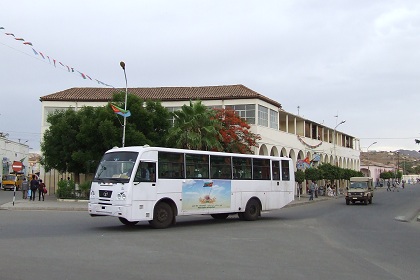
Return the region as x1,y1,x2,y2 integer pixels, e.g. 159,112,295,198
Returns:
56,179,75,199
78,181,91,199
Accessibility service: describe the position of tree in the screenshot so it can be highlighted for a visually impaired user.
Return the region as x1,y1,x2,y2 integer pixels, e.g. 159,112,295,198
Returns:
41,92,171,182
166,100,222,150
213,108,261,154
111,92,171,147
295,169,305,195
380,171,392,180
318,163,342,185
341,168,363,181
305,167,322,182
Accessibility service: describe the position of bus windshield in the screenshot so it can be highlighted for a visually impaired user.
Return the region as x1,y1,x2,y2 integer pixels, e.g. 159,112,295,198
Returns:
93,151,138,183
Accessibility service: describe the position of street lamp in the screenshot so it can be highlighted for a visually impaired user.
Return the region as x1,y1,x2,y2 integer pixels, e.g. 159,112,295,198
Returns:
333,120,346,166
120,61,128,147
333,120,345,195
367,141,377,177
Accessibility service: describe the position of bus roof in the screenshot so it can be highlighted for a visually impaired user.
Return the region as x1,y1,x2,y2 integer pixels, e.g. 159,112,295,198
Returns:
106,145,291,160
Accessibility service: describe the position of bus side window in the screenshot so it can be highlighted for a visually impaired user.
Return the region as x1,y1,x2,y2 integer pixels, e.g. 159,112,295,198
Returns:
272,160,280,181
281,160,290,181
135,162,156,182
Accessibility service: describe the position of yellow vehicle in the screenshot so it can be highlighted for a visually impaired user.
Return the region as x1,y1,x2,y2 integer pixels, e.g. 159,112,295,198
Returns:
1,174,25,191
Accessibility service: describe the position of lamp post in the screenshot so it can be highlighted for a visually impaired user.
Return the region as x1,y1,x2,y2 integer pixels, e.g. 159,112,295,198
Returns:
333,120,346,166
366,141,377,177
120,61,128,147
333,120,345,195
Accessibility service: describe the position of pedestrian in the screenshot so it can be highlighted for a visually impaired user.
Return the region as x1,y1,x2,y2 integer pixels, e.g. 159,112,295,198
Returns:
386,180,391,191
21,177,29,199
401,180,405,189
392,181,399,192
29,175,39,201
314,182,319,198
309,181,315,201
38,179,46,201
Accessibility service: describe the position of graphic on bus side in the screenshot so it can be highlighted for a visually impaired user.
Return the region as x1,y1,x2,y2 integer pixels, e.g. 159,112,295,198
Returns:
182,179,231,211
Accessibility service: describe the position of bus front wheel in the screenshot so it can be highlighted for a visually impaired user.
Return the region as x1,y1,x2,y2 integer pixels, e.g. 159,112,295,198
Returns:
119,217,139,226
238,199,260,221
149,202,174,229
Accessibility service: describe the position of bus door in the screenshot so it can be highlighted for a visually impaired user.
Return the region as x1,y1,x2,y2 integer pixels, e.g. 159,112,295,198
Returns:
268,160,282,209
132,161,157,201
271,160,281,191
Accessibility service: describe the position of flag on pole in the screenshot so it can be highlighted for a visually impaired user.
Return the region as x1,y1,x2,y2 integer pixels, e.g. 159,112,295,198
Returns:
110,103,131,117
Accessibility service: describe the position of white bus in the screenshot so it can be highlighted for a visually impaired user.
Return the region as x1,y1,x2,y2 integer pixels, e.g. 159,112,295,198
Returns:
88,145,295,228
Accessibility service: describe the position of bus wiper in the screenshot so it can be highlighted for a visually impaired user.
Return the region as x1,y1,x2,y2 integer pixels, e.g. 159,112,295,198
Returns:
96,164,107,178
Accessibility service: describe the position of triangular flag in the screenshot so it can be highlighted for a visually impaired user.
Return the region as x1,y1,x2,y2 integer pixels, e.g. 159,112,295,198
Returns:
110,103,131,117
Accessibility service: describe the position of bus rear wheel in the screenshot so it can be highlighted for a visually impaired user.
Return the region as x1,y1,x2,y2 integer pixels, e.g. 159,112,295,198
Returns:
149,202,174,229
238,199,260,221
118,217,139,226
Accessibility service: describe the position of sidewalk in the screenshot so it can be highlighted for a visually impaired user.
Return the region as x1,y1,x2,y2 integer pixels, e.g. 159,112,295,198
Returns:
0,194,88,211
0,193,340,212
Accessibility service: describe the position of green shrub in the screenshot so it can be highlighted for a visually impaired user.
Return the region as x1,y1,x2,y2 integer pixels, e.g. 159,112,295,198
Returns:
56,179,75,199
78,181,91,199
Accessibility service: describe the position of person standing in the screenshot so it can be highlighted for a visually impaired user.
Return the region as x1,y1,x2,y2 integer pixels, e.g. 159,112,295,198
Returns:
21,177,29,199
38,179,46,201
29,175,39,201
309,181,315,201
314,182,319,198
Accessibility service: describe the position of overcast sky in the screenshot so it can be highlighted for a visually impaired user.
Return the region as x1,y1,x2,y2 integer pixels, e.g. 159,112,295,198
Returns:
1,0,419,153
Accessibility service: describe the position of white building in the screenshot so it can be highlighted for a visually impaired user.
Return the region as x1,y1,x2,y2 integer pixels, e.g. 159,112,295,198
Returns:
39,84,360,191
0,133,30,181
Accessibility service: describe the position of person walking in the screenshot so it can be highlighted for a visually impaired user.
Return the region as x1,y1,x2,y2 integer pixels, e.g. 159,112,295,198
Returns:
21,177,29,199
38,179,46,201
29,175,39,201
392,181,399,192
386,179,391,191
314,182,319,198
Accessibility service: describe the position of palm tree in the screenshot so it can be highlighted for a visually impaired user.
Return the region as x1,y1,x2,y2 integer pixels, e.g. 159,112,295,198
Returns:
166,100,222,151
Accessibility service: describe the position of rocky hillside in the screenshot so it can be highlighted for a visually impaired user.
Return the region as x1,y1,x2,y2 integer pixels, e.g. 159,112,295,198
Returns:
361,150,420,167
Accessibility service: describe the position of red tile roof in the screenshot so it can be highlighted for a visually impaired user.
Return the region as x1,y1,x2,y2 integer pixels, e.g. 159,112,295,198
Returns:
39,84,282,108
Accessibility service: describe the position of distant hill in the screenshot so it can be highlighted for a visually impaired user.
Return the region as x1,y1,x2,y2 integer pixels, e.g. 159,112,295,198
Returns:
361,150,420,167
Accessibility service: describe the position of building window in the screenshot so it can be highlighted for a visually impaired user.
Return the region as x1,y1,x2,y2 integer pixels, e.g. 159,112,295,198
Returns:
166,107,181,127
258,105,268,127
226,104,255,124
44,107,74,126
270,109,278,129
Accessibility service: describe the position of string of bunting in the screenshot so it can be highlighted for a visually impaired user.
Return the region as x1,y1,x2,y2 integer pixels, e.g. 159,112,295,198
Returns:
297,135,323,149
0,26,113,87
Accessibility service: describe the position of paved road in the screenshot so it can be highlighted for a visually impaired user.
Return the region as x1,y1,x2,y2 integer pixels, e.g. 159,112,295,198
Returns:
0,185,419,280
